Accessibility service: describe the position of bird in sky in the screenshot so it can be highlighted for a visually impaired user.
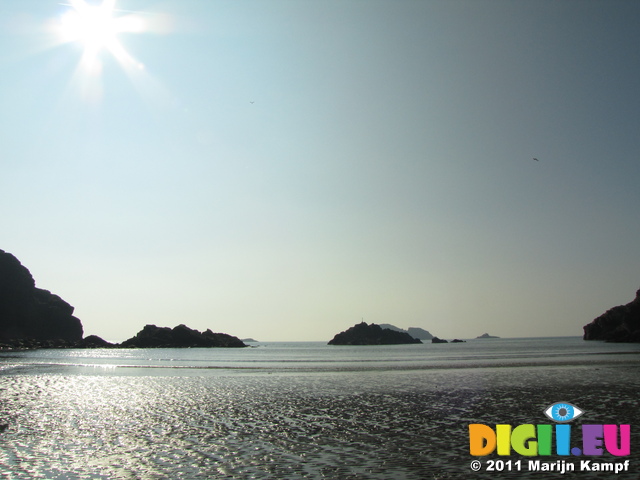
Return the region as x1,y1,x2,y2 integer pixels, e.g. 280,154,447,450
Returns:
250,101,255,104
533,158,539,161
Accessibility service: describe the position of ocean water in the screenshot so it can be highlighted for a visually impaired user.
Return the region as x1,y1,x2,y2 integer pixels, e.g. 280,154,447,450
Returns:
1,337,639,479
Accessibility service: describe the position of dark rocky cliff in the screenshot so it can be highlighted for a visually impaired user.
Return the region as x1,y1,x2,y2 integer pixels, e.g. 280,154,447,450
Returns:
583,289,640,342
0,249,83,346
0,250,247,349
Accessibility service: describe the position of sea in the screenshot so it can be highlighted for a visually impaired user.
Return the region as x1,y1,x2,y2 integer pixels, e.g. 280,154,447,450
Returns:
1,337,639,480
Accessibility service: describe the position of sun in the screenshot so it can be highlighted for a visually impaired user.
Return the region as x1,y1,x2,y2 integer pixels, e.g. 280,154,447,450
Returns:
57,0,147,73
61,2,117,49
51,0,172,103
60,1,121,60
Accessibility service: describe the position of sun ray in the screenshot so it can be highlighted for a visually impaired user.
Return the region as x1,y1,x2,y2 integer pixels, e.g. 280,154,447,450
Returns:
61,0,119,53
53,0,149,102
48,1,178,107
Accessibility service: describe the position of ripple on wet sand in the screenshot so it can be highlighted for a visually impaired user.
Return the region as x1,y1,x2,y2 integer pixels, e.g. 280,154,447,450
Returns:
0,366,639,479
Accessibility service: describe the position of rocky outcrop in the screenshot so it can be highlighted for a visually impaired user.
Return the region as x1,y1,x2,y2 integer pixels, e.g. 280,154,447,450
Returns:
431,337,448,343
0,250,249,350
0,249,83,346
328,322,422,345
583,289,640,342
379,324,434,340
81,335,115,348
120,324,247,348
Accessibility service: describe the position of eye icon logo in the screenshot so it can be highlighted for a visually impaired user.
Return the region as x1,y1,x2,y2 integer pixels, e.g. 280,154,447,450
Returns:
544,402,584,423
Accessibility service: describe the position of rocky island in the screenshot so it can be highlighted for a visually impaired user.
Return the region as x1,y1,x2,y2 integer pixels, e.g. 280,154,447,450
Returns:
476,333,499,339
120,324,246,348
328,322,422,345
583,288,640,342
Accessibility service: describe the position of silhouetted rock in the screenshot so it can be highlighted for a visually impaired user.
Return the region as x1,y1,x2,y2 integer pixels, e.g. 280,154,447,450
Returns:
583,289,640,342
0,249,83,346
379,324,434,340
328,322,422,345
431,337,448,343
476,333,499,339
81,335,115,348
451,339,466,343
119,324,246,348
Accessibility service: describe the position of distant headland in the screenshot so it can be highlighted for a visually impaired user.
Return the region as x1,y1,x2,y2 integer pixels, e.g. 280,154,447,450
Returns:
583,288,640,342
378,324,434,340
328,322,422,345
0,249,245,349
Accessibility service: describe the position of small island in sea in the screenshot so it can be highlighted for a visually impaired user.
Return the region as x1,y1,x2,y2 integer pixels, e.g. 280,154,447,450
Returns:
476,333,499,339
328,322,422,345
119,324,246,348
0,248,245,349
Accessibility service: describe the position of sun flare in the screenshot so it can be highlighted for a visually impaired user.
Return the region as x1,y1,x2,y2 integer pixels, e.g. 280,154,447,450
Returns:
59,0,122,62
60,2,117,50
51,0,173,103
57,0,147,73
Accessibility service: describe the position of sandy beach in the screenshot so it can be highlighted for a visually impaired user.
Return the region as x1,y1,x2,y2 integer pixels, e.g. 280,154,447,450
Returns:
1,358,639,479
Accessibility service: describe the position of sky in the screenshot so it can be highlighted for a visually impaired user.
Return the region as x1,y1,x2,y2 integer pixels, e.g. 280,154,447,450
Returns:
1,0,639,342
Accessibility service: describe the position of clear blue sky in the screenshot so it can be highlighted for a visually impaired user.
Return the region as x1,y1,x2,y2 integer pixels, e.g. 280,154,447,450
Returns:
1,0,639,342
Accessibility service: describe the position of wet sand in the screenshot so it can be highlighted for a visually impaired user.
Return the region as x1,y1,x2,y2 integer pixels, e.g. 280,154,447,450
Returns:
0,363,639,479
